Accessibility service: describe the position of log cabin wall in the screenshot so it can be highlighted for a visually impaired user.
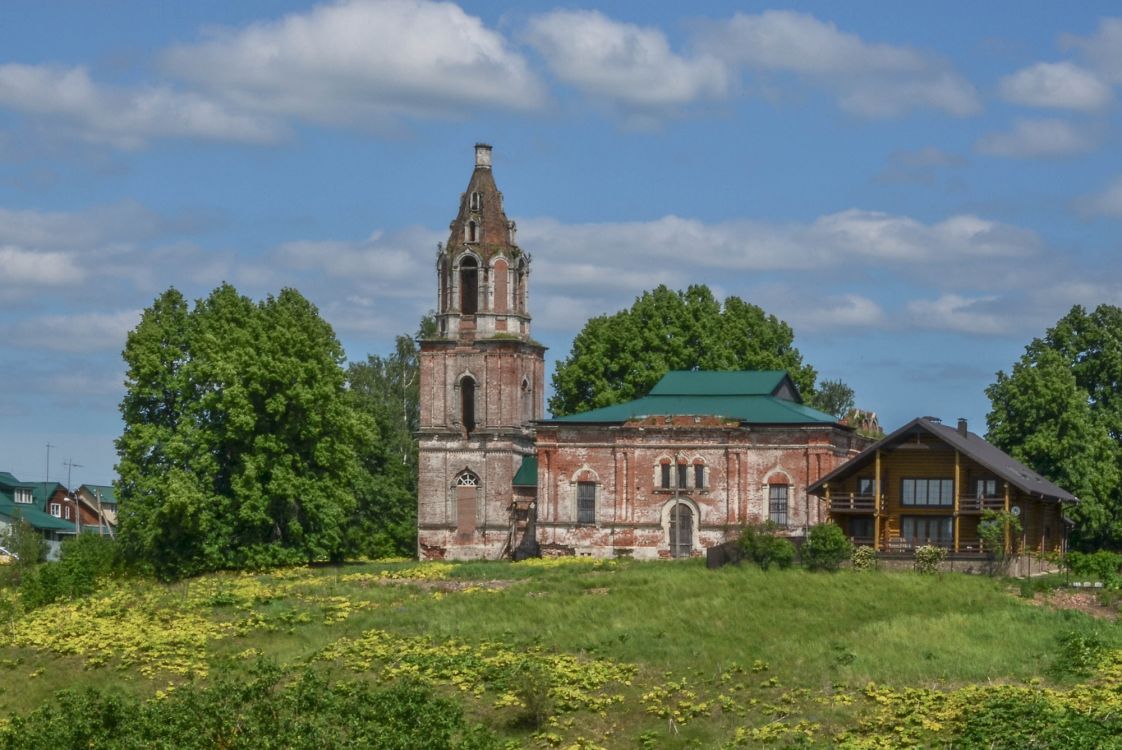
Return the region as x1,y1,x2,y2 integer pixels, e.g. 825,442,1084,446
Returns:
826,431,1065,553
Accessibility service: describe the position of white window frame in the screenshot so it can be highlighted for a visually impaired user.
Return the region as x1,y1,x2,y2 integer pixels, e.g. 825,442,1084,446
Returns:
14,488,32,504
49,502,61,517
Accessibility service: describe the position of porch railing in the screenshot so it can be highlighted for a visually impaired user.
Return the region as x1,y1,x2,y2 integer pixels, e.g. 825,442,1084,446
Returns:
957,496,1006,513
829,493,877,512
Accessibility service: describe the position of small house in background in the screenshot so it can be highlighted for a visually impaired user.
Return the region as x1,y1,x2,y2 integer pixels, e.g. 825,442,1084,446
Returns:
808,417,1075,555
0,472,78,559
77,484,118,536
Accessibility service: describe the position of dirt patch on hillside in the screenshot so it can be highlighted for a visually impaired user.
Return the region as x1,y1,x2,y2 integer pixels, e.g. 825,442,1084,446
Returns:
1028,589,1117,620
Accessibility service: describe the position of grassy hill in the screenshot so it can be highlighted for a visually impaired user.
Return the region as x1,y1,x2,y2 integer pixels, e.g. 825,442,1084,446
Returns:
1,558,1119,748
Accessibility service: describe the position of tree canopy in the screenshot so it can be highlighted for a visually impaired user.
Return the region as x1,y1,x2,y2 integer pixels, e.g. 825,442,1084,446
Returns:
116,284,377,578
344,314,435,558
986,304,1122,548
549,285,824,416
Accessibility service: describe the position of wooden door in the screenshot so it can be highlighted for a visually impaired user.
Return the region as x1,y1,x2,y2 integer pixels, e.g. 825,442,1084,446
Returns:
669,503,693,558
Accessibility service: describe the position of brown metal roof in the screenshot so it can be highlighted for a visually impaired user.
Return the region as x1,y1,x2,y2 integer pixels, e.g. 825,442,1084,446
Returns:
807,416,1077,503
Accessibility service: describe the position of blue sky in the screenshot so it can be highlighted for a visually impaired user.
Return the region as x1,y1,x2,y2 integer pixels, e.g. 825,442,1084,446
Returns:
1,1,1121,486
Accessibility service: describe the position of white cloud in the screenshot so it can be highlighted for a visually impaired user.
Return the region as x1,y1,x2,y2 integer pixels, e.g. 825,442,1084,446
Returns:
2,310,141,352
697,10,980,117
0,64,282,148
0,202,167,250
524,10,728,110
876,146,967,184
164,0,545,126
784,293,886,331
1078,176,1122,218
999,61,1111,111
0,246,83,286
905,294,1007,335
1062,17,1122,85
975,118,1096,158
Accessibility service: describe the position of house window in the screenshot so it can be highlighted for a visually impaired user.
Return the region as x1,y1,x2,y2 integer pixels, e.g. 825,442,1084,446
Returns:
849,516,873,542
769,485,789,526
49,502,61,517
975,479,998,498
901,478,954,507
694,464,705,489
577,482,596,524
677,463,687,489
857,477,876,497
660,462,671,489
14,488,32,504
65,506,71,520
901,516,953,547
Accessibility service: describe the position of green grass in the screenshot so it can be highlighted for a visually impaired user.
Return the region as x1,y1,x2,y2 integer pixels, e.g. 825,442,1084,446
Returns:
0,559,1117,748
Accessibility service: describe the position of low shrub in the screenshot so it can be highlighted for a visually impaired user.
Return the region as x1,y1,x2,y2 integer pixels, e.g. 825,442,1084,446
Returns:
1049,630,1108,678
0,661,504,749
738,522,796,571
851,545,877,572
913,545,946,574
802,522,853,572
19,534,120,609
1066,550,1122,583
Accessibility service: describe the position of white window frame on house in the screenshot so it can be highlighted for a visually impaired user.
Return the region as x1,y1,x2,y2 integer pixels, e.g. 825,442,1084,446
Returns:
49,502,61,517
65,506,71,520
14,488,32,504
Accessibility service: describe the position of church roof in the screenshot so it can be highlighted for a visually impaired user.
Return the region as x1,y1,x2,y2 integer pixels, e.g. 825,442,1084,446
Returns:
512,456,538,487
543,371,839,426
443,143,519,262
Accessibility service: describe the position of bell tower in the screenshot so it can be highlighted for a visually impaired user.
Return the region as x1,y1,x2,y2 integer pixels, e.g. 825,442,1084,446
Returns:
417,144,545,560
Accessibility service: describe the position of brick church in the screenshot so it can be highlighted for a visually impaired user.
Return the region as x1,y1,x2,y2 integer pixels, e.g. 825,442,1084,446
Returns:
417,145,867,560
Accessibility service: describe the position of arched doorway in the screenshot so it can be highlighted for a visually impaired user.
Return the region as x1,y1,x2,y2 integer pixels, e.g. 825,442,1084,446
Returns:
455,470,480,542
669,502,693,558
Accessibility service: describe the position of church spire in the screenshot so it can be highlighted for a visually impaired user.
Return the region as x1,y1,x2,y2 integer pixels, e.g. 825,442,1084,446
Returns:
436,144,531,341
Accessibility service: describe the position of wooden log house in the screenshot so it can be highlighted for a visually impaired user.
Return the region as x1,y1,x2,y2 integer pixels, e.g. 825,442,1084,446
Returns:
808,417,1074,556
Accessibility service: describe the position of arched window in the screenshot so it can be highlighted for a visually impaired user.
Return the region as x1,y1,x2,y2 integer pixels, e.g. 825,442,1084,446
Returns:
514,259,526,312
693,459,706,490
466,220,479,243
455,470,479,541
460,376,476,436
521,378,532,423
469,191,481,211
459,256,478,314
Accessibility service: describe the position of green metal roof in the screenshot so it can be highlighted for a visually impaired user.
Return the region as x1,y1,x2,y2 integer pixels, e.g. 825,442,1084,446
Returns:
512,456,538,487
0,500,78,532
649,370,790,397
30,482,64,505
81,484,117,505
545,371,837,426
0,472,34,489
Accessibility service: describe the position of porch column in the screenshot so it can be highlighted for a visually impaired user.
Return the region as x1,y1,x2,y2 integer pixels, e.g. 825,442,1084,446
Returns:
873,449,881,552
953,450,960,553
1003,481,1011,556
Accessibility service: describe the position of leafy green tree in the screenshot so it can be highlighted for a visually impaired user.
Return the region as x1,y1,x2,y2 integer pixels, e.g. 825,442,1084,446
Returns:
550,285,822,416
807,378,856,419
345,314,436,557
0,514,47,586
117,284,376,578
986,305,1122,548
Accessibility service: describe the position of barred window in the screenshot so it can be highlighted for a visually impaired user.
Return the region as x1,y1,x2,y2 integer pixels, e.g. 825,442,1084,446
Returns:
769,485,789,527
577,482,596,524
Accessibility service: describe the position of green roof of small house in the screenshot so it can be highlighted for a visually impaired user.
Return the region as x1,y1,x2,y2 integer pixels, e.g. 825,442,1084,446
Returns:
544,370,838,426
0,499,78,532
512,457,538,487
80,484,117,505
